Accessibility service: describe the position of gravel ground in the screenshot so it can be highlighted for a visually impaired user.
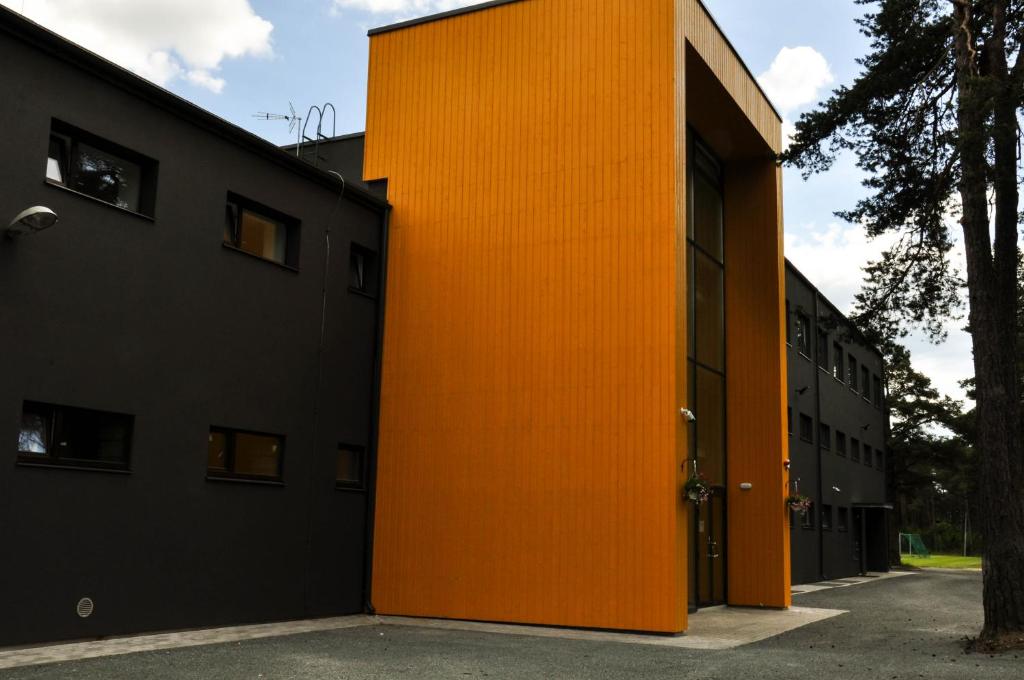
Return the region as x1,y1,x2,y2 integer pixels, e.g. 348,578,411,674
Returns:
2,569,1019,679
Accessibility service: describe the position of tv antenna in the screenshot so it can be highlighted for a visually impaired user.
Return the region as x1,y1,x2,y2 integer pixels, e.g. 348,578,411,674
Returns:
253,102,302,154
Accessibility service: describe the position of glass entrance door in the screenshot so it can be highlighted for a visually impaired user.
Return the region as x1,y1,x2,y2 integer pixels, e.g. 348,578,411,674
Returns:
687,137,727,608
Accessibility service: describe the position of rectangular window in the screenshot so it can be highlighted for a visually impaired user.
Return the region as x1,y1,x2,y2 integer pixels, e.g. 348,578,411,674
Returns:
861,366,870,399
207,427,284,482
349,243,378,297
336,444,366,489
819,422,831,450
817,327,829,369
46,120,157,216
224,193,300,268
795,313,811,356
851,437,861,463
832,342,844,381
864,442,873,466
876,449,884,470
848,355,859,391
787,407,793,436
799,413,814,443
801,504,815,529
17,401,132,470
821,504,833,531
786,301,794,346
835,430,847,456
873,375,884,408
837,507,849,532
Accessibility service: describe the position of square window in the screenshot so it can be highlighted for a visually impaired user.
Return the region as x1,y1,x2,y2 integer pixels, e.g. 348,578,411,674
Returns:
821,504,833,531
336,444,366,489
819,423,831,450
799,413,814,443
837,507,849,532
835,430,847,457
207,427,284,482
349,244,379,296
17,401,132,470
46,120,157,216
224,194,300,268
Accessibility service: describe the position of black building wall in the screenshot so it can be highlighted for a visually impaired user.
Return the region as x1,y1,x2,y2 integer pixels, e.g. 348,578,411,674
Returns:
0,9,386,646
785,262,889,584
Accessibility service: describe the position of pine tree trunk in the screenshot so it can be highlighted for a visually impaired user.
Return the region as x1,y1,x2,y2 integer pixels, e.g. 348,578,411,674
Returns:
954,0,1024,645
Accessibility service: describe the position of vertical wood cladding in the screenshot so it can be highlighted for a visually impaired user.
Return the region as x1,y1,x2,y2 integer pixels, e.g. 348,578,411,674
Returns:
723,162,791,608
365,0,787,632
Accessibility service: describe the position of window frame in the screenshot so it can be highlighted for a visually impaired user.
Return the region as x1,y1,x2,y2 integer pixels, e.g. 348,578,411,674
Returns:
848,355,859,392
832,342,844,382
799,413,814,443
348,243,379,298
819,422,831,450
795,312,812,358
223,192,301,270
816,326,829,370
801,504,815,529
873,374,884,408
851,437,861,463
45,119,158,218
821,504,833,531
876,449,885,470
16,400,134,472
206,426,285,484
864,442,874,466
837,506,849,532
835,430,847,457
336,443,367,491
861,366,871,400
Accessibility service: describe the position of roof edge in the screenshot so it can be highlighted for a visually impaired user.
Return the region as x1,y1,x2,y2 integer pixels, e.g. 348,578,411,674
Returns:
368,0,523,36
0,5,387,211
367,0,781,123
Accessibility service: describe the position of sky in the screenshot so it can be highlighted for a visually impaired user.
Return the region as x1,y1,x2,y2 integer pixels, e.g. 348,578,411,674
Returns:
2,0,974,403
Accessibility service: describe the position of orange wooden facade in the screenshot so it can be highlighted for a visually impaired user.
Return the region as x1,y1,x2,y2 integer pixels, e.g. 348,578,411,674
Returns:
364,0,789,633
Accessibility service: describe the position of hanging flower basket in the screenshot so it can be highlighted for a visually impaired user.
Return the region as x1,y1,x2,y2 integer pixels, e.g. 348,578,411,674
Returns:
683,471,712,504
786,493,813,513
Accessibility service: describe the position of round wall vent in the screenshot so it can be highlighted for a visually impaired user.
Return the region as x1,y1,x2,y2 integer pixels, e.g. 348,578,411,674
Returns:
76,597,94,618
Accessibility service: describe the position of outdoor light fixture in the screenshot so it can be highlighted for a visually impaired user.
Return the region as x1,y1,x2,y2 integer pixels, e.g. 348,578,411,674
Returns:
680,408,696,422
6,206,58,238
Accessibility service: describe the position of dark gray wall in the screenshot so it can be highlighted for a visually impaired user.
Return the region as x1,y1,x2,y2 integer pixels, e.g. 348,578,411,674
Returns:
785,263,888,584
0,11,385,646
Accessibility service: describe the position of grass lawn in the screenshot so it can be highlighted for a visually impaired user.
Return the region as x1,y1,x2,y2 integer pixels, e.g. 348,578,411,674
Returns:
901,553,982,569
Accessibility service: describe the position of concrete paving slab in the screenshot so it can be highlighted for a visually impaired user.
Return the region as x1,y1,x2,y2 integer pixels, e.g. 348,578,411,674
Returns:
378,605,845,650
0,615,376,671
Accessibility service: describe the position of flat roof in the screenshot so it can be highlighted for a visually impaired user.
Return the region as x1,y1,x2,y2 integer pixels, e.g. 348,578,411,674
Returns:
368,0,782,121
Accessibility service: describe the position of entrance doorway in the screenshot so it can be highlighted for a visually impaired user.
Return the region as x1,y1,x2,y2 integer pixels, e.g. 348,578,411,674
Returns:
687,136,727,608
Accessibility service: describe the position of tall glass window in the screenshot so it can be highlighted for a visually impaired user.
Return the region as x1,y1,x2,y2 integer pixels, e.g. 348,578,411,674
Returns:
687,140,726,486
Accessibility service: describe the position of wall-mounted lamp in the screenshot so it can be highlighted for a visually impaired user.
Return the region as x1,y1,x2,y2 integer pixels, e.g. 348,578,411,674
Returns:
6,206,58,238
783,458,791,470
739,482,753,490
832,485,842,493
680,408,696,422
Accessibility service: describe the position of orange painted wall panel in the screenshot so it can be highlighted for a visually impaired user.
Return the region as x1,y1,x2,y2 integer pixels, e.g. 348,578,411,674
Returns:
365,0,684,633
364,0,788,632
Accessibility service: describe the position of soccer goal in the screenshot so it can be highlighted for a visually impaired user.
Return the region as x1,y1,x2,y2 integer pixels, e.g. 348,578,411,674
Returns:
899,532,931,558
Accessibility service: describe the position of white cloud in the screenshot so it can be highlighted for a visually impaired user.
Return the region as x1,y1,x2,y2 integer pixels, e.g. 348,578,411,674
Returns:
758,46,833,149
758,46,834,114
2,0,273,92
332,0,484,15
